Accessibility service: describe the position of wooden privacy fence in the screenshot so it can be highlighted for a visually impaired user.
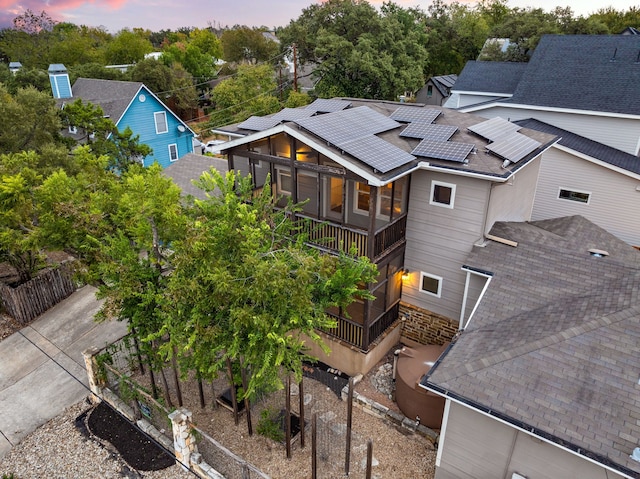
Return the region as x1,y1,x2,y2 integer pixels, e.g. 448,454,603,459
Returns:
0,262,76,324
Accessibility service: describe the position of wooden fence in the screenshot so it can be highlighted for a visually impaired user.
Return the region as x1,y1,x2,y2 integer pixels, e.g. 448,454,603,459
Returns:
0,262,76,324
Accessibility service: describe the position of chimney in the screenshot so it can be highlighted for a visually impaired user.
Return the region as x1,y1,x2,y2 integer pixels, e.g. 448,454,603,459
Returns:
48,64,72,99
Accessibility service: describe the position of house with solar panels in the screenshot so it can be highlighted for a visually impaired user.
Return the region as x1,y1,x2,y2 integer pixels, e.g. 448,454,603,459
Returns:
206,98,558,375
445,34,640,247
48,64,196,168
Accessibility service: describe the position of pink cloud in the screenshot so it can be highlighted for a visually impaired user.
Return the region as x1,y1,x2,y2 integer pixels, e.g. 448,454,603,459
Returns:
0,0,127,29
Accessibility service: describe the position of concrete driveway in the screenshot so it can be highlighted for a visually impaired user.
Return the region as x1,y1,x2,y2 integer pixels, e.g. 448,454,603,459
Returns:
0,285,128,459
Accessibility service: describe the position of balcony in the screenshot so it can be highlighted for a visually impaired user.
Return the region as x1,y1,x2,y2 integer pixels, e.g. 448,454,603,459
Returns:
323,302,400,351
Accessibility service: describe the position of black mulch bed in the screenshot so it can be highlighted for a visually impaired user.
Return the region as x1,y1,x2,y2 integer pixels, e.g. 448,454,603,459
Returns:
86,401,175,471
302,360,349,398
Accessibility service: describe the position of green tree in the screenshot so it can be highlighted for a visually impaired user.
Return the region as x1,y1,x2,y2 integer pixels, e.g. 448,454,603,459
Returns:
221,27,279,64
161,170,377,397
0,10,57,68
207,63,281,127
104,29,153,65
129,58,173,92
47,23,108,66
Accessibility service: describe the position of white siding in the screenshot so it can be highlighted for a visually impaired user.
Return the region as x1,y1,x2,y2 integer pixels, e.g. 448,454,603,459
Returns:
444,92,505,109
485,157,542,232
403,170,490,321
532,147,640,246
462,105,640,156
436,401,626,479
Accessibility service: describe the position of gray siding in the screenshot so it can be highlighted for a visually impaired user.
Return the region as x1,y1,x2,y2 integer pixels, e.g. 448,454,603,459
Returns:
532,147,640,246
436,401,626,479
462,105,640,156
485,157,541,232
444,92,505,109
403,170,490,321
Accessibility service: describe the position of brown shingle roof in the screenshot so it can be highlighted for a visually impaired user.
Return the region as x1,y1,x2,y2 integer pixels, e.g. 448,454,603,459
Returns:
422,215,640,476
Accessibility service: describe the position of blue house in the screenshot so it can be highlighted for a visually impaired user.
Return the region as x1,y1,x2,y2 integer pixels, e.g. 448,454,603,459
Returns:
49,65,195,168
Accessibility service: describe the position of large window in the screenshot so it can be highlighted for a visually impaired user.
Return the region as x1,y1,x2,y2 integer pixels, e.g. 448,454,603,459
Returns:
154,111,168,134
168,144,178,162
353,181,407,219
558,188,590,204
430,180,456,208
420,272,443,298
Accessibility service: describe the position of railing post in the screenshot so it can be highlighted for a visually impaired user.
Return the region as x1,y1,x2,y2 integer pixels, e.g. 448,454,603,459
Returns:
83,347,105,401
168,408,198,471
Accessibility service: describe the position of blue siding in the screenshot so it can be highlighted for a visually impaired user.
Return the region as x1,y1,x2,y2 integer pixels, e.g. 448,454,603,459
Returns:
117,87,194,168
50,74,72,99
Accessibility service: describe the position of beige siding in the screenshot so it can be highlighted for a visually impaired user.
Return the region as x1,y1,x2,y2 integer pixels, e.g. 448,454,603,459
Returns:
464,106,640,156
532,147,640,246
403,170,490,321
436,401,626,479
485,157,541,232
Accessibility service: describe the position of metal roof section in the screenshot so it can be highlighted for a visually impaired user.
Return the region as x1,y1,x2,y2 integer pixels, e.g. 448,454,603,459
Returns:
294,106,401,147
411,139,475,163
305,98,352,113
468,116,521,141
236,115,282,131
486,131,542,164
400,123,458,141
337,135,415,173
390,106,442,124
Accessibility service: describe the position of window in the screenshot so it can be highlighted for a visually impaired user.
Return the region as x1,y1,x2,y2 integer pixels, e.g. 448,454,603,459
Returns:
430,180,456,208
68,125,77,134
168,144,178,162
558,188,590,204
427,85,433,97
420,272,443,298
354,183,371,214
154,111,168,134
353,182,400,219
276,168,292,195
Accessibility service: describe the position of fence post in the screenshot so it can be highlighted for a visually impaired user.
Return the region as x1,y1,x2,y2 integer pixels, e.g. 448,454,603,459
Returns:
83,347,105,401
345,377,354,475
168,408,198,471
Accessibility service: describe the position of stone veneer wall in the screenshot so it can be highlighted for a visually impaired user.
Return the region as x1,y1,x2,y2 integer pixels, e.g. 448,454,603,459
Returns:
399,302,458,345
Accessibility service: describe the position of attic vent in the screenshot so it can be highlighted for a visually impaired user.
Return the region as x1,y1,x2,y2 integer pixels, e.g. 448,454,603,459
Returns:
588,248,609,258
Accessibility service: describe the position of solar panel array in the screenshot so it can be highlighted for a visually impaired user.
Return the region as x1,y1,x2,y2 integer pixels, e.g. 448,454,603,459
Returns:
468,117,521,141
390,106,442,124
411,139,475,163
305,98,352,113
400,123,458,141
272,108,316,122
486,132,541,163
237,116,282,131
338,135,415,173
295,106,401,147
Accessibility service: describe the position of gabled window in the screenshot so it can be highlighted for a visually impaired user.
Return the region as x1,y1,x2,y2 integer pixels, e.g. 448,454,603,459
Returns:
420,272,443,298
154,111,168,134
427,85,433,97
430,180,456,209
558,188,590,204
68,125,77,134
168,143,178,162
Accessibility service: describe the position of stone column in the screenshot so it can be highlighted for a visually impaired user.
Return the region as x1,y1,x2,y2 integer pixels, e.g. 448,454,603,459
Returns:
82,346,105,401
169,408,198,470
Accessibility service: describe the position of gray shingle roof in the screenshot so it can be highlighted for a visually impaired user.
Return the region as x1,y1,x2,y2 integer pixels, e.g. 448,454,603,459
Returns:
450,61,527,95
70,78,144,124
514,118,640,175
508,35,640,115
163,153,228,200
422,215,640,476
430,74,458,97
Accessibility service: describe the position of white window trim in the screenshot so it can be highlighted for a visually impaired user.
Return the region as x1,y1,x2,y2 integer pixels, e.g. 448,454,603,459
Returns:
168,143,178,162
154,111,168,134
353,183,395,219
430,180,456,209
276,167,292,195
557,187,591,205
420,271,443,298
68,125,77,134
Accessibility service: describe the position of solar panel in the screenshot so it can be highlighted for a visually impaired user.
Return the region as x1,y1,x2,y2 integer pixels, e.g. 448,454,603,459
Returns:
411,139,475,163
400,123,458,141
338,135,415,173
271,108,316,121
390,106,441,124
305,98,352,113
237,116,281,131
468,117,521,141
486,132,541,163
295,106,401,147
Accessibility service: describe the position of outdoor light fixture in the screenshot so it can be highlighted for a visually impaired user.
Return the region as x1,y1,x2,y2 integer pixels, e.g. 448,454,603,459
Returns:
401,269,410,280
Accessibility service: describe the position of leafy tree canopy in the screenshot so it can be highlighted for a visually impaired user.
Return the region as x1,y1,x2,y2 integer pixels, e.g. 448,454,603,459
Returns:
221,26,279,64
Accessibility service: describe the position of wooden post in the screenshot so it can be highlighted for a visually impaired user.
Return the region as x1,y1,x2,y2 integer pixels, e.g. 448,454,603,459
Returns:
365,439,373,479
171,348,183,407
285,375,292,459
299,377,305,448
210,382,217,409
311,413,317,479
227,357,239,426
197,376,205,409
345,377,354,475
240,360,252,436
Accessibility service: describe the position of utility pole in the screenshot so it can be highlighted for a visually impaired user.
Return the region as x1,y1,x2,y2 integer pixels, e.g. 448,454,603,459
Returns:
293,43,298,92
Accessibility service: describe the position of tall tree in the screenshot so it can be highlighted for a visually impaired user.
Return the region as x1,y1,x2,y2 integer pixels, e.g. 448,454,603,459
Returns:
221,27,279,64
104,29,153,65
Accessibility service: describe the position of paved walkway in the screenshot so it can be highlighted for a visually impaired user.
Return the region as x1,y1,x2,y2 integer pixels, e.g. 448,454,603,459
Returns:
0,285,128,459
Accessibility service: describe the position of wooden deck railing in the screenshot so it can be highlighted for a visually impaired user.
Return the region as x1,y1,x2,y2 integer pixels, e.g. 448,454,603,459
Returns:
323,302,400,351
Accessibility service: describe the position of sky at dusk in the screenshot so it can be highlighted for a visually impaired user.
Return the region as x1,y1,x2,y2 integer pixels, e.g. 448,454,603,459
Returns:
0,0,637,33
